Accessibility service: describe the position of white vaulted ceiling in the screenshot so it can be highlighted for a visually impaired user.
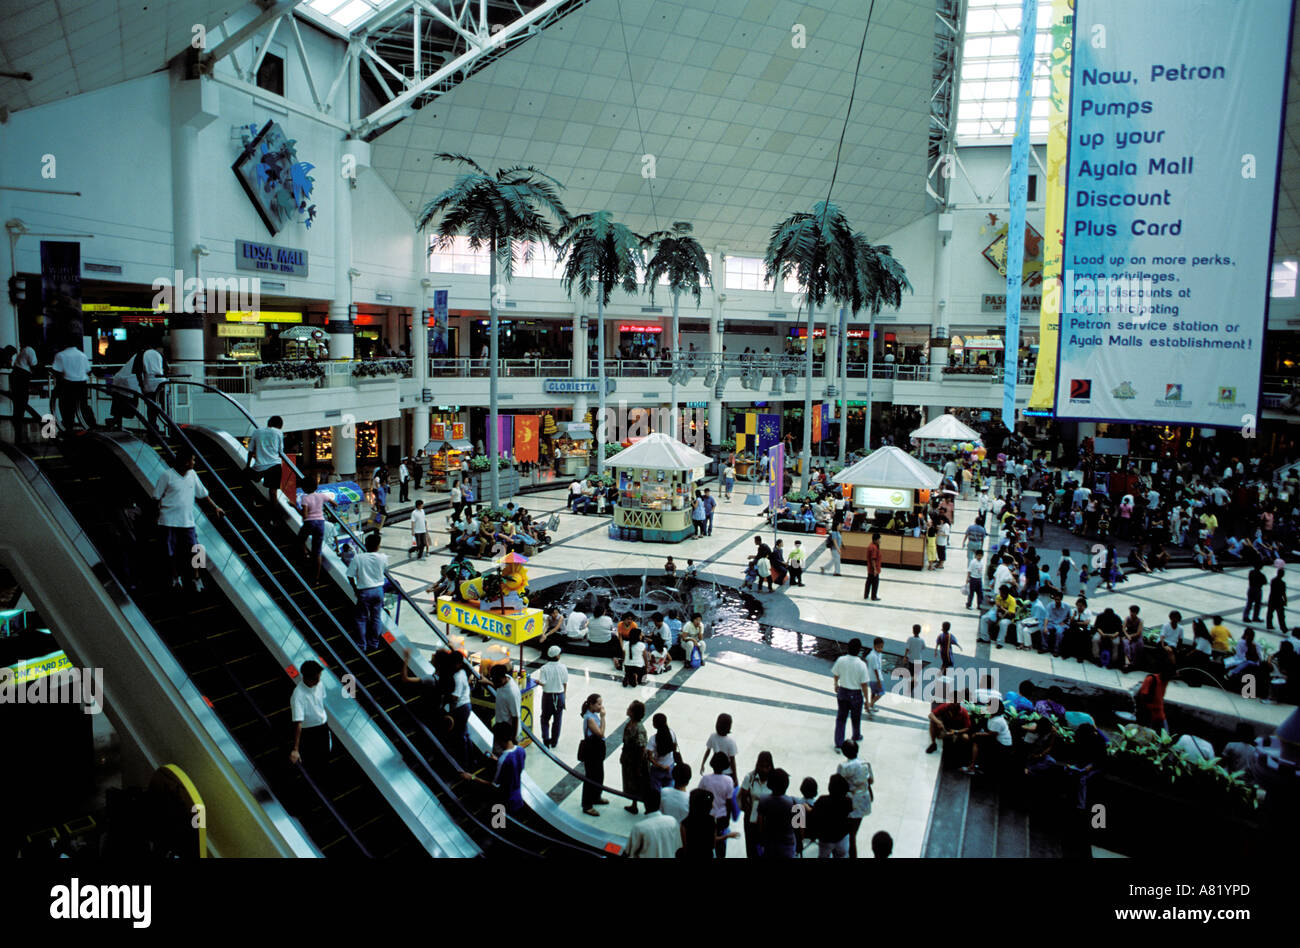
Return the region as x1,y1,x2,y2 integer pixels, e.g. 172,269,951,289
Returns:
0,0,242,115
370,0,937,251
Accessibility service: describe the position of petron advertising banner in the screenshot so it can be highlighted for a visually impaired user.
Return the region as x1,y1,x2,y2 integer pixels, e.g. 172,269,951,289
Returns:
1053,0,1293,426
1029,0,1075,411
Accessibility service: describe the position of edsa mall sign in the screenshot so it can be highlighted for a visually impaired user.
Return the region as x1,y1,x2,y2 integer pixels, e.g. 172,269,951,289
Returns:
1052,0,1292,428
235,239,309,277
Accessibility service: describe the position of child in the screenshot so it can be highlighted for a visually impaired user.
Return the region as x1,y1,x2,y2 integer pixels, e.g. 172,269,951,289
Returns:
408,499,429,559
664,556,677,581
339,541,356,567
788,541,806,586
741,559,758,591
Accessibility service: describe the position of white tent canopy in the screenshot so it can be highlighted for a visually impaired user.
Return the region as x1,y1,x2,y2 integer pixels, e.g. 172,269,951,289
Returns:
832,446,943,490
608,432,711,471
910,414,980,442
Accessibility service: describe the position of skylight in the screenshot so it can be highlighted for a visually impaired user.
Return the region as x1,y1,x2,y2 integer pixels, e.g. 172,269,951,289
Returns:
956,0,1053,143
306,0,383,32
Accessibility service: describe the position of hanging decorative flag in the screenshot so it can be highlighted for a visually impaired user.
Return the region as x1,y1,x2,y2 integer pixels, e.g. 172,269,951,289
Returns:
756,413,782,455
496,415,514,459
431,422,446,442
514,415,540,463
811,404,823,444
768,442,785,511
821,402,832,442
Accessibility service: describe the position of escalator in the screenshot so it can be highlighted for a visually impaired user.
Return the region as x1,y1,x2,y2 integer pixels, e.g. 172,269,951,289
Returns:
16,430,428,859
179,423,606,857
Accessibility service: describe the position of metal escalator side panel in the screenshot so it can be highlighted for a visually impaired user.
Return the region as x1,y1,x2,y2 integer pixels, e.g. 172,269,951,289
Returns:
190,428,625,856
98,433,480,860
0,443,320,858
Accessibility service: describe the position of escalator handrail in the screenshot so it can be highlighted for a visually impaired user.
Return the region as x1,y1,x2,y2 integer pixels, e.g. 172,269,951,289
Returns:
115,387,568,857
155,379,634,805
0,432,363,857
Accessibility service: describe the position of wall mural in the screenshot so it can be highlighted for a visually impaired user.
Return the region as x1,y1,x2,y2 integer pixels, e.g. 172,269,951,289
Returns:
231,120,318,236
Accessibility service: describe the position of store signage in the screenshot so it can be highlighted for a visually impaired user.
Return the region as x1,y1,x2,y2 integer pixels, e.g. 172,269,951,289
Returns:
235,239,309,277
431,422,466,441
224,310,304,324
981,293,1042,313
217,324,266,338
853,486,914,510
981,221,1044,287
437,597,542,645
618,323,662,333
788,327,868,339
544,378,616,394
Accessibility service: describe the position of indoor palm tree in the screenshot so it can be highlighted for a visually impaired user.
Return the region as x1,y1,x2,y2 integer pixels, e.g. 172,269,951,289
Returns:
764,201,859,491
844,232,911,462
557,211,645,476
415,154,569,507
644,222,712,439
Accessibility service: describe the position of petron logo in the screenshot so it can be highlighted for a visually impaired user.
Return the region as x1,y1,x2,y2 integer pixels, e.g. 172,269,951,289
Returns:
1218,386,1237,403
1112,381,1137,400
1069,378,1092,401
1165,384,1183,401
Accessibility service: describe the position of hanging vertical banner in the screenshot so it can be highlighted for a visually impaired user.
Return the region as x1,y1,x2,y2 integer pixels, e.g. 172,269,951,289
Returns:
1003,0,1038,430
430,289,449,356
1054,0,1293,426
821,401,832,442
811,403,823,444
496,415,514,459
1029,0,1075,410
768,442,785,510
514,414,540,463
40,241,82,339
756,413,782,455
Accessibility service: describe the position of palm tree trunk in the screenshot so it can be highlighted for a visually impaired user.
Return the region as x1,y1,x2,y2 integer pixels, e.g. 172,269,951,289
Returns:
670,289,680,439
801,298,815,492
488,242,500,508
838,304,849,465
596,286,606,478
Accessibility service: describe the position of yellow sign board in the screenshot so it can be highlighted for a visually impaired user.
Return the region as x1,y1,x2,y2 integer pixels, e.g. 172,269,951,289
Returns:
6,650,72,686
224,311,304,324
437,597,542,645
217,323,267,338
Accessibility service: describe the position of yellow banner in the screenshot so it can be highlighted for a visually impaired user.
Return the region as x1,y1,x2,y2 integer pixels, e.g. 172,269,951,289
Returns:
224,310,303,324
1028,0,1074,411
437,597,543,645
5,650,72,686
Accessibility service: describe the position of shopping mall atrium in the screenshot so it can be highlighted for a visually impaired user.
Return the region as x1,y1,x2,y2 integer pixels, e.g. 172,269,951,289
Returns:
1,0,1298,869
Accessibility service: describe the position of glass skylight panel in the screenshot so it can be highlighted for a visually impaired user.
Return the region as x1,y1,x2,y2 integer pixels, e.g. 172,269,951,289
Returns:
955,0,1053,143
308,0,381,31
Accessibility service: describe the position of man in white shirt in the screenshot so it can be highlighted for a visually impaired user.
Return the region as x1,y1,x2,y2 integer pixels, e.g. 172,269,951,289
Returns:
658,763,691,822
563,609,589,640
903,625,926,697
489,663,522,754
966,549,986,609
568,479,585,511
993,555,1015,593
153,451,224,591
289,660,330,767
246,415,285,512
109,343,165,429
7,343,38,438
51,342,95,431
345,532,389,651
408,499,429,559
535,645,569,749
398,458,411,503
625,812,681,858
832,639,871,752
450,481,465,519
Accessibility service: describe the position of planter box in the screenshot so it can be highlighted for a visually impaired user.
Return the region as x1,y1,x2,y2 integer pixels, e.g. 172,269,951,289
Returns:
471,470,521,501
252,377,320,394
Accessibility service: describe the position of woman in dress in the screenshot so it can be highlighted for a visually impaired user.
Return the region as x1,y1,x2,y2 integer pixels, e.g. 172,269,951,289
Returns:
620,700,651,814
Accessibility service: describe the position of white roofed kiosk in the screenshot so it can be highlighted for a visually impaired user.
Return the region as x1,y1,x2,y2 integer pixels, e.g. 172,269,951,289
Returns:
609,433,711,542
832,446,944,568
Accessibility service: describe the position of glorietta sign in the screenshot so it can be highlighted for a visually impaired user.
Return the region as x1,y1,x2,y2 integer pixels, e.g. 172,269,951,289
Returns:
236,239,309,277
544,378,616,394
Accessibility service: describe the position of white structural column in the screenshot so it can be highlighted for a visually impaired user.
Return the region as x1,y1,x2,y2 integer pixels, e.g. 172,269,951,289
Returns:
571,299,589,423
930,212,954,382
329,139,370,478
708,246,726,445
167,65,218,373
413,273,432,456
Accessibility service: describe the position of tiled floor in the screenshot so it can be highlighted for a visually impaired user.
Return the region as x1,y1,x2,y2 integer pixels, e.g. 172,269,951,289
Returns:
366,481,1294,856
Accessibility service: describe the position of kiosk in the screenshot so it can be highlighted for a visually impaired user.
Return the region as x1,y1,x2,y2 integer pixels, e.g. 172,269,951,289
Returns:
425,437,474,487
609,432,711,542
909,414,981,465
832,447,942,569
553,422,594,477
435,597,539,746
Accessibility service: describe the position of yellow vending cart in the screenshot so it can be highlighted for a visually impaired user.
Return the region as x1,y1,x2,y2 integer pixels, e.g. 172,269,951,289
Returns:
436,597,540,745
609,432,711,542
